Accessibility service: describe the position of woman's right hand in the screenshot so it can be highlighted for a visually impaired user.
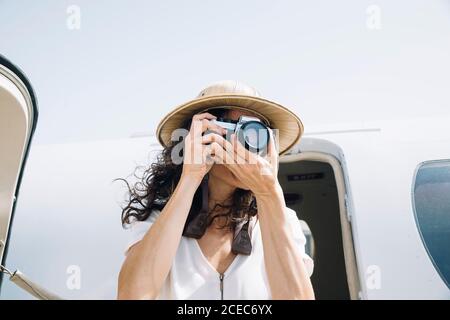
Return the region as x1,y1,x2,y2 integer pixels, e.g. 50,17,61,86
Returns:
119,113,225,299
181,112,227,182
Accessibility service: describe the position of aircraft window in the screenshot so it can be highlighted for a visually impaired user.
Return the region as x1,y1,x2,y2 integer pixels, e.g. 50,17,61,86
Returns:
412,160,450,289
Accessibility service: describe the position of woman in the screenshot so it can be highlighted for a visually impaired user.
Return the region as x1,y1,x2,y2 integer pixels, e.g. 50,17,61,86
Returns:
118,80,315,300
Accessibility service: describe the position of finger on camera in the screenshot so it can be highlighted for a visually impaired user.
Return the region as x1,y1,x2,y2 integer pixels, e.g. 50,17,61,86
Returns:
190,113,214,130
210,142,235,164
202,119,227,135
191,116,218,134
208,133,240,163
193,112,216,121
192,119,223,136
231,134,254,163
205,130,234,150
201,132,228,146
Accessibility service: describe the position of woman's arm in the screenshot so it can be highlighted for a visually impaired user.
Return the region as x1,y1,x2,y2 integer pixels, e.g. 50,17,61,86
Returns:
208,130,315,299
117,174,201,299
118,112,225,300
256,184,315,300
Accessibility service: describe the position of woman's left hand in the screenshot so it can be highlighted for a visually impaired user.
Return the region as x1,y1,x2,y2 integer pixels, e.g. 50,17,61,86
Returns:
205,129,281,196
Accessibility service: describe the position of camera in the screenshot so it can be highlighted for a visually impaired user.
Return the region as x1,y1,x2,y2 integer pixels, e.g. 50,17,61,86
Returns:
208,116,270,153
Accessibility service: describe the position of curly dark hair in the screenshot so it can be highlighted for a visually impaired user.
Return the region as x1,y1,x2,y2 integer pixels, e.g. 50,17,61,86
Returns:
118,108,258,231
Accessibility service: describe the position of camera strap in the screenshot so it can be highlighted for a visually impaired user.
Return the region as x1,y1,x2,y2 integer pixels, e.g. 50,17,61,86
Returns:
182,174,209,238
182,174,253,255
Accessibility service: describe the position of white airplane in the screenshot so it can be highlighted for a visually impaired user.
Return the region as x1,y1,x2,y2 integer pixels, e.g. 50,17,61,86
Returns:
0,55,449,300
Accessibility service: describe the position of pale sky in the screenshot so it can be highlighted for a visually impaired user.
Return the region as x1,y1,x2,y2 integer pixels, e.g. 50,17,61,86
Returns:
1,0,449,145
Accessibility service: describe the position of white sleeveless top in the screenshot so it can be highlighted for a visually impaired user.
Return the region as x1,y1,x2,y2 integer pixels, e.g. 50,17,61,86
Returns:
124,207,314,300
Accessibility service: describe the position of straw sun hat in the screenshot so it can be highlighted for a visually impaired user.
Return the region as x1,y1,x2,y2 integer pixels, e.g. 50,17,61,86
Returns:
156,80,304,155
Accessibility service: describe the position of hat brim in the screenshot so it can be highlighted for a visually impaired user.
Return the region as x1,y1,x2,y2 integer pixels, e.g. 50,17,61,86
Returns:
156,94,303,155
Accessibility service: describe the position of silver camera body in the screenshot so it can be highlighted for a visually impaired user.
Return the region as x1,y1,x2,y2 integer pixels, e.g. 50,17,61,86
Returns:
210,115,270,153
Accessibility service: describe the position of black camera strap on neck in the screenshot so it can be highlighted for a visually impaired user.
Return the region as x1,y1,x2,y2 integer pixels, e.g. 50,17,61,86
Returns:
182,174,253,256
182,174,209,238
232,218,252,255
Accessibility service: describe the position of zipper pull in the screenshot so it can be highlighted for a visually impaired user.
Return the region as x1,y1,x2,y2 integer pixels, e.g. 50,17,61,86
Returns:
219,273,224,300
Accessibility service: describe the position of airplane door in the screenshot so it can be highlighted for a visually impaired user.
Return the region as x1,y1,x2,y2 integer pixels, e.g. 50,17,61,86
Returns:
280,138,362,299
0,55,38,289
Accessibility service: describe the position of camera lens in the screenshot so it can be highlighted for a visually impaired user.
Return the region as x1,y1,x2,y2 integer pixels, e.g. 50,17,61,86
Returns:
239,121,269,153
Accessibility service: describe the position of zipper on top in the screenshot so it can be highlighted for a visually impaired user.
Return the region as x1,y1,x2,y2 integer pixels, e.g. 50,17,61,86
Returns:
219,273,224,300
